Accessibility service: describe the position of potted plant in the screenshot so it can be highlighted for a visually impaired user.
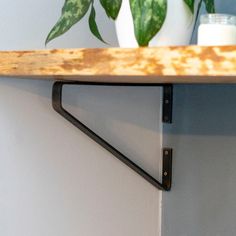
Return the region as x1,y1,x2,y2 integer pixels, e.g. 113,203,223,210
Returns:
46,0,215,47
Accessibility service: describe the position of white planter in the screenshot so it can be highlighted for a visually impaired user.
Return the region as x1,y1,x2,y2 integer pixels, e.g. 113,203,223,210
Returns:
115,0,201,47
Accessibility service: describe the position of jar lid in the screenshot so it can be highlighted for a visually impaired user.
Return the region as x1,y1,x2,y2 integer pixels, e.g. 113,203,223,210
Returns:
200,14,236,25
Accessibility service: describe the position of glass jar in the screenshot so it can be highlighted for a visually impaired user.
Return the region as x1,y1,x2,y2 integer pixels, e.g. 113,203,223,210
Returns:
198,14,236,46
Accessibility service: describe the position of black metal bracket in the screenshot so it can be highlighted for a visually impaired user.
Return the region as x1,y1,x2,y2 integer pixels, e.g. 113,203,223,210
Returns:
52,81,173,191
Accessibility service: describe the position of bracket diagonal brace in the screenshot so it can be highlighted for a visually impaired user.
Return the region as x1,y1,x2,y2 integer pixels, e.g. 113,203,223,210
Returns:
52,81,173,191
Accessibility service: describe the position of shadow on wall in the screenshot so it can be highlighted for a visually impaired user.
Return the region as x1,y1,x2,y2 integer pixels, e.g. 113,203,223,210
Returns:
63,84,162,131
162,86,236,236
164,85,236,136
0,77,52,98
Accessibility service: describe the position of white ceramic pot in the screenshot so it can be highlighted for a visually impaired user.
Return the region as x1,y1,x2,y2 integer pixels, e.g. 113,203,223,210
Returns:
115,0,201,47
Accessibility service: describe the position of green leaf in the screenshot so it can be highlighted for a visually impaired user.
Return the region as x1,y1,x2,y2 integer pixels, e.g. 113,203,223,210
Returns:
203,0,215,13
184,0,195,14
89,5,107,44
100,0,122,20
46,0,92,44
191,0,203,41
129,0,167,46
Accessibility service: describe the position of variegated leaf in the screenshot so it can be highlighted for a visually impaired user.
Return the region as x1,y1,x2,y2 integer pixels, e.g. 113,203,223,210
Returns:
100,0,122,20
130,0,167,46
89,5,107,43
203,0,215,13
46,0,92,44
184,0,195,14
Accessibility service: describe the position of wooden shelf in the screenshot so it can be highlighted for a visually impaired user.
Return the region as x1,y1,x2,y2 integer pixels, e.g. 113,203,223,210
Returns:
0,45,236,83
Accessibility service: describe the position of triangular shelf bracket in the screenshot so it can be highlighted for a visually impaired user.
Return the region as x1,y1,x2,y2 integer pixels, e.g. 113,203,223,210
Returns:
52,81,173,191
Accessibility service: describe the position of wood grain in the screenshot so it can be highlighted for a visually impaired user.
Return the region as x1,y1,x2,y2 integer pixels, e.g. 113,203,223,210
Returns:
0,46,236,83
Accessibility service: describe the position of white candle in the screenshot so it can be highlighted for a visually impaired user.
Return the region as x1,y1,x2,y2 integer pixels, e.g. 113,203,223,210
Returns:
198,14,236,46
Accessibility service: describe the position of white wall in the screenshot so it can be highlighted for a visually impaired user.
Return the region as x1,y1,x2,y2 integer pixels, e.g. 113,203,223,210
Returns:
0,1,163,236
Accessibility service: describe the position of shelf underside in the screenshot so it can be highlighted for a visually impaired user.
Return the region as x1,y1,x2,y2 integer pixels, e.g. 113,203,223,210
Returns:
0,45,236,83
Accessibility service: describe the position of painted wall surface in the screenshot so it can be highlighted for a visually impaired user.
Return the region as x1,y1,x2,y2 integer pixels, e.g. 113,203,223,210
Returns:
163,85,236,236
0,1,163,236
163,1,236,236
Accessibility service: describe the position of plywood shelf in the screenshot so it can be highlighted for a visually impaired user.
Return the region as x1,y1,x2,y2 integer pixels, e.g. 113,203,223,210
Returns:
0,45,236,84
